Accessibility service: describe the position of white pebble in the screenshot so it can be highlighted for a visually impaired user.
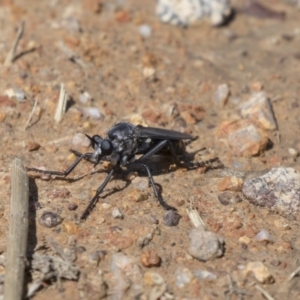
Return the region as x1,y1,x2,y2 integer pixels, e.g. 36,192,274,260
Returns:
79,92,92,104
288,148,298,157
72,133,90,147
255,230,271,242
112,207,123,219
139,24,152,38
175,267,194,288
194,270,217,280
215,83,230,106
5,87,26,102
80,107,104,120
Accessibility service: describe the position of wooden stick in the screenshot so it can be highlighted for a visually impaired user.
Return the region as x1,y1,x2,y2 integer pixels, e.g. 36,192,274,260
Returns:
4,158,29,300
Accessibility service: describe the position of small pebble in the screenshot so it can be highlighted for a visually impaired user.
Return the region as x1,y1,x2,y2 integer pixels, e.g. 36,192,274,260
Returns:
288,148,298,157
140,249,161,267
144,271,165,286
139,24,152,38
255,230,271,242
136,231,155,248
27,141,41,152
193,270,217,280
217,176,243,192
188,227,224,261
68,203,78,210
175,267,194,288
39,211,62,228
163,210,181,227
131,177,149,191
218,191,242,206
244,262,274,284
239,236,252,245
112,207,123,219
72,133,91,148
215,83,230,107
217,119,268,157
80,107,104,120
5,87,26,101
79,91,92,104
126,189,148,202
239,92,277,130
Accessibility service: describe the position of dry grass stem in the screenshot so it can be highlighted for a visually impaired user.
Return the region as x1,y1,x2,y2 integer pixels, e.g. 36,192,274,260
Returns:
255,285,275,300
54,83,68,123
186,207,205,228
24,97,38,130
4,21,25,67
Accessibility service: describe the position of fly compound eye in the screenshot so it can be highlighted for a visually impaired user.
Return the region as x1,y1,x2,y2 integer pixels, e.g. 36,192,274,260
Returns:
101,139,113,155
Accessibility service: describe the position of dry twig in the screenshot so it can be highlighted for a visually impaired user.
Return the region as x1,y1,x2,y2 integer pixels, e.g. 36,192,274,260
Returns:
186,207,205,228
54,83,68,123
3,158,29,300
287,265,300,281
4,21,25,67
24,97,38,130
255,285,275,300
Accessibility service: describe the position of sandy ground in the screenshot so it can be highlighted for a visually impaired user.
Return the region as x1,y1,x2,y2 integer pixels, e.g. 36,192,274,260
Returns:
1,0,300,299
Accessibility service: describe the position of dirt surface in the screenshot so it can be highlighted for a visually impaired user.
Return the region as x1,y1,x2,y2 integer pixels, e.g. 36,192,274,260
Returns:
1,0,300,299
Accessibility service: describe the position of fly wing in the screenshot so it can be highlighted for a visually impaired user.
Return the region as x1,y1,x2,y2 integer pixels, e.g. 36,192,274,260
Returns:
135,125,194,140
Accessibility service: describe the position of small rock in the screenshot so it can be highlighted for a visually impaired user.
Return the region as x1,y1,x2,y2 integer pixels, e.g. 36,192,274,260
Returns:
288,148,298,157
215,83,230,106
239,92,277,130
193,270,217,280
242,167,300,216
180,110,196,125
62,221,78,234
273,219,290,231
48,187,70,199
217,176,243,192
140,249,161,267
255,230,271,242
131,177,149,191
126,189,148,202
251,82,263,91
136,229,155,248
27,141,41,151
144,271,165,286
111,235,133,250
143,67,156,78
39,211,62,228
112,207,123,219
139,24,152,38
79,107,105,120
218,191,242,205
175,267,194,288
217,119,269,157
239,236,251,245
72,133,91,148
68,202,78,210
163,210,181,227
79,91,92,104
156,0,232,26
188,226,224,261
244,262,274,284
5,87,26,101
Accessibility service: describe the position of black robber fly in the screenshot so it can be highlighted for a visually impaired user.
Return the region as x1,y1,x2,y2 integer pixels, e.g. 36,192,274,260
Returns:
28,122,218,221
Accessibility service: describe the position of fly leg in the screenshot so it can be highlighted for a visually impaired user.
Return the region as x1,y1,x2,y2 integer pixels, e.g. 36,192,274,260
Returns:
80,168,115,220
129,162,176,211
27,152,95,177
